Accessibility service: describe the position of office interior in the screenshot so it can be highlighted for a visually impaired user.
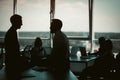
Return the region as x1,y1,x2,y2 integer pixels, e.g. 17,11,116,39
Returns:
0,0,120,80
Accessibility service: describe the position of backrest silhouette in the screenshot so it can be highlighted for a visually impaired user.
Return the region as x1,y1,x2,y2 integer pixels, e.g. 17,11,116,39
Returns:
70,46,79,56
79,47,87,56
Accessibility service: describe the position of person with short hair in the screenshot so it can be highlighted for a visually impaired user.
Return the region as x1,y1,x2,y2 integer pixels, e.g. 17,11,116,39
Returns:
5,14,25,79
48,19,70,72
31,37,45,66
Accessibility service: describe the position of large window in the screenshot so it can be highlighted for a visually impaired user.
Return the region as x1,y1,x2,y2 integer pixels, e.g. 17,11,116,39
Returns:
17,0,50,32
0,0,119,52
54,0,93,53
93,0,120,52
0,0,90,38
0,0,92,51
17,0,50,39
93,0,120,33
0,0,13,43
0,0,13,32
55,0,89,37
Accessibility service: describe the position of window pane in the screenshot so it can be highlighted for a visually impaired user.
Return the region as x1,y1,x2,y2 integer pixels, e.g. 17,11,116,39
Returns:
93,0,120,32
17,0,50,38
0,0,13,44
93,0,120,52
0,0,13,31
17,0,51,49
55,0,89,37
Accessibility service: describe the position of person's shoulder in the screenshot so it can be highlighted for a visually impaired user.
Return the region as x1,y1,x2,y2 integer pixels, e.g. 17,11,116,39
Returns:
5,28,12,37
7,27,16,34
58,31,66,36
55,31,62,34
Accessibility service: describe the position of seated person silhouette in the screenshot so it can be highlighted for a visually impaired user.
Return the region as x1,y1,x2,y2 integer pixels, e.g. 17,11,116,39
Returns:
96,39,115,77
5,14,31,80
91,37,106,56
80,39,115,80
70,46,79,56
31,37,45,66
115,52,120,79
116,52,120,70
48,19,70,73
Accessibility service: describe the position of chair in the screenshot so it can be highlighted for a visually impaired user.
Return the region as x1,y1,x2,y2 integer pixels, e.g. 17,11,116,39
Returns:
22,45,32,62
79,47,91,59
0,53,3,70
70,46,79,56
0,42,4,70
79,47,87,56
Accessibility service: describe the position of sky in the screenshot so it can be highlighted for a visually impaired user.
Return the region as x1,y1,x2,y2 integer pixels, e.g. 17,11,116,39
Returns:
0,0,120,32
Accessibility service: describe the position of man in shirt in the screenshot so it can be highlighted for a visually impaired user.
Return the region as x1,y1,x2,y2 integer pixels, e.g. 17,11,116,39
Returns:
5,14,23,79
49,19,70,72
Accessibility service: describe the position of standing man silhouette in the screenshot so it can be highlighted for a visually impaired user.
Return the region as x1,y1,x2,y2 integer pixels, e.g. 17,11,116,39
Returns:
5,14,23,79
49,19,70,72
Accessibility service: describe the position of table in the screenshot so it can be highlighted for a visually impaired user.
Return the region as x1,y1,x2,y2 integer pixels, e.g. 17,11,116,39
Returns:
70,55,97,69
0,66,78,80
21,68,78,80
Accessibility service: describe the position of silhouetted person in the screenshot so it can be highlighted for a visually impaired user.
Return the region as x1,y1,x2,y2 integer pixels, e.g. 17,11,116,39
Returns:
80,39,115,80
31,37,45,66
116,52,120,71
92,37,106,56
4,14,28,80
95,39,115,78
114,52,120,79
48,19,70,73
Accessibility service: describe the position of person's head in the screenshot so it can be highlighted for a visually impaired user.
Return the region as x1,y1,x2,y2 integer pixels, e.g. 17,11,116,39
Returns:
34,37,42,47
105,39,113,51
50,19,63,33
99,37,105,45
10,14,22,29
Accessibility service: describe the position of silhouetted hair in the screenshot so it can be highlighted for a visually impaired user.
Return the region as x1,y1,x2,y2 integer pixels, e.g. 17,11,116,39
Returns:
10,14,22,25
105,39,113,51
99,37,105,45
34,37,42,47
52,19,63,30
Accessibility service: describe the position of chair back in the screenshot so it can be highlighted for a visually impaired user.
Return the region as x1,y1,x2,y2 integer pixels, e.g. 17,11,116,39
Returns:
79,47,87,56
70,47,79,56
